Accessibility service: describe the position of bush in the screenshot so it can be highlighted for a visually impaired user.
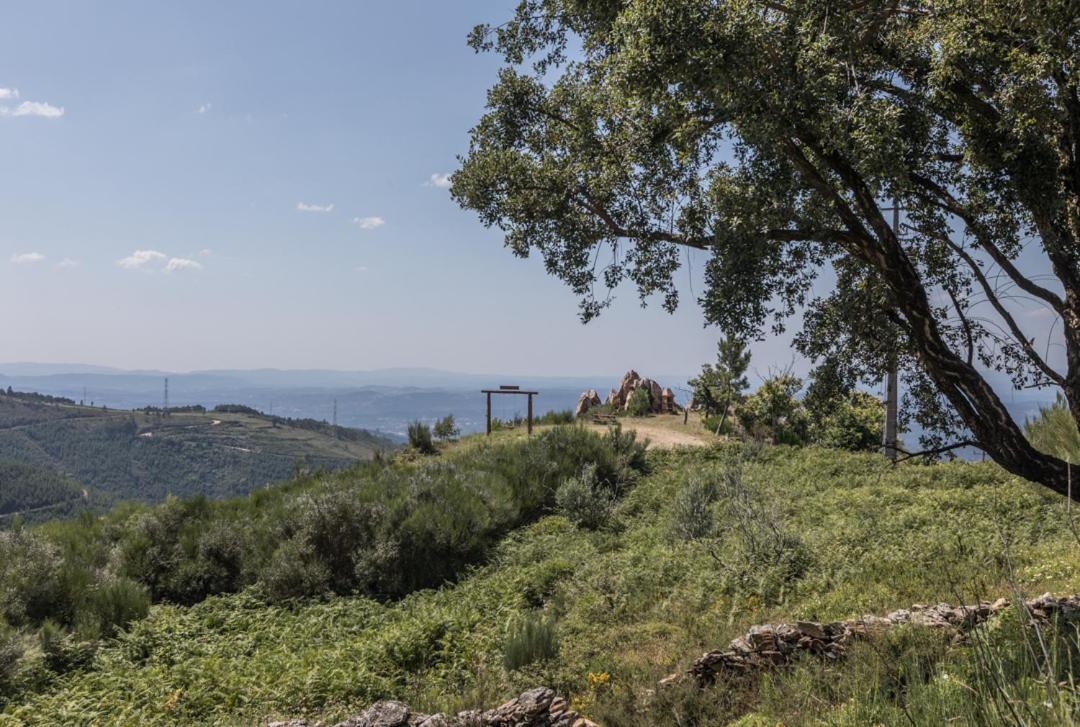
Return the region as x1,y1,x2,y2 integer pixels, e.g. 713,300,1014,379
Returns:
503,612,559,671
0,529,65,626
260,538,332,602
737,374,809,445
84,578,150,638
0,627,21,702
712,462,812,600
39,620,95,674
555,464,614,530
809,391,883,452
669,473,719,541
626,387,652,417
407,421,437,454
535,409,575,425
432,414,459,442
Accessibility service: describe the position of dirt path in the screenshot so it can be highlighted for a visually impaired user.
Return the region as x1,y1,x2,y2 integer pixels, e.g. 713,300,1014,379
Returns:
584,413,717,449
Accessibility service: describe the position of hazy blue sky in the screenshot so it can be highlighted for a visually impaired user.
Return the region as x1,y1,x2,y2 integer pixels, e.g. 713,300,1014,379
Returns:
3,0,786,378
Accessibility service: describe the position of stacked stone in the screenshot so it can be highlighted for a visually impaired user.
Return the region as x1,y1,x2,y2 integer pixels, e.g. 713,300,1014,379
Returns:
669,593,1080,685
270,687,596,727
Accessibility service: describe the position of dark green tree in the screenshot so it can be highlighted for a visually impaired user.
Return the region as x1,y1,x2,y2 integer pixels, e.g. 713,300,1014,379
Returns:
688,336,751,433
454,1,1080,500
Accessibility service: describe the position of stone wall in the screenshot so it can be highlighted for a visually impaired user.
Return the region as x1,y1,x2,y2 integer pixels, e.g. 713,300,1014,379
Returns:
663,593,1080,685
269,687,596,727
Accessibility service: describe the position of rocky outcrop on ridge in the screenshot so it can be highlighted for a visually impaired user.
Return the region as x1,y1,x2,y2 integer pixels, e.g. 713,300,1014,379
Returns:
574,389,602,417
663,593,1080,686
269,687,596,727
577,370,679,417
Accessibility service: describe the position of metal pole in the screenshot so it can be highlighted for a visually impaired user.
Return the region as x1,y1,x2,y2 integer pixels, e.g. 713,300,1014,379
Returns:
527,393,534,436
884,201,900,462
485,392,492,435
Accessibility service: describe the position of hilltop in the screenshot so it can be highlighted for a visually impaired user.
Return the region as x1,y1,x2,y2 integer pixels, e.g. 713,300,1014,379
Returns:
1,426,1077,725
0,389,395,520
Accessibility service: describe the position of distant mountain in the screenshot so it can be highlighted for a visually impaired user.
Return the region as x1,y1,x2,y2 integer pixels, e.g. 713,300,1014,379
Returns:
0,391,396,521
0,364,700,436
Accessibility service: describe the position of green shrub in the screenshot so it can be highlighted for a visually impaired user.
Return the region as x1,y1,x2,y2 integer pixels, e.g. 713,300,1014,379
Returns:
809,391,883,452
0,529,65,626
407,421,437,454
535,409,575,425
712,462,812,600
39,620,95,674
432,414,460,442
669,473,719,541
555,464,614,530
503,612,559,671
84,578,150,638
737,374,809,445
260,538,332,602
0,627,21,700
626,387,652,417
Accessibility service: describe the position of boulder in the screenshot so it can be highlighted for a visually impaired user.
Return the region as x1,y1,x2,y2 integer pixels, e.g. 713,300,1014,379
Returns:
574,389,602,417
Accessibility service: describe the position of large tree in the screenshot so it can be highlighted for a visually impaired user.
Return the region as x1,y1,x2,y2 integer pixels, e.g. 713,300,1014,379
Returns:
452,0,1080,500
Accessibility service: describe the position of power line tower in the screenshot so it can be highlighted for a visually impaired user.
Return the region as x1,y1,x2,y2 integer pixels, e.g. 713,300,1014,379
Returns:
163,377,169,418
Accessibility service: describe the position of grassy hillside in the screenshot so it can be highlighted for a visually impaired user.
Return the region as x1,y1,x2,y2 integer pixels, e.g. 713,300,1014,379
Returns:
1,431,1077,725
0,392,395,514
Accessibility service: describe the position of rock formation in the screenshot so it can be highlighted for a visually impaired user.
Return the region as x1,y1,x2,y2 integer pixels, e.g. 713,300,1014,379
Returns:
268,687,596,727
574,389,602,416
605,370,675,414
662,593,1080,686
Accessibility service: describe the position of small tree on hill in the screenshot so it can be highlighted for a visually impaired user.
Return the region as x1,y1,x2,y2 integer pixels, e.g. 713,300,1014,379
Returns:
407,421,437,455
626,387,652,417
433,414,460,443
689,336,751,434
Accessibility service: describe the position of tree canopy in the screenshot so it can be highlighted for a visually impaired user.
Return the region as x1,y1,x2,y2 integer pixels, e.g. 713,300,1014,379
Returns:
453,0,1080,499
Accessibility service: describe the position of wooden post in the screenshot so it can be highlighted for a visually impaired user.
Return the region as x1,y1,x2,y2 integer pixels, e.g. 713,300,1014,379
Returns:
486,391,492,436
527,393,534,436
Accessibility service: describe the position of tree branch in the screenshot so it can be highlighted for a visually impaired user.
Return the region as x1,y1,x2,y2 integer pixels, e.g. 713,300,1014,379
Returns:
894,439,980,462
932,229,1065,386
908,172,1066,312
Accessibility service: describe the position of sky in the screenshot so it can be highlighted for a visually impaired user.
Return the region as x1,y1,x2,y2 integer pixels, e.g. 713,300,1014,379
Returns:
0,0,780,379
0,1,1059,402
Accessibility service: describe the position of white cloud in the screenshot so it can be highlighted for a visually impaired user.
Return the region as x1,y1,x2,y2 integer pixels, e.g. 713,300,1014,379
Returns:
426,172,452,188
117,249,167,270
1,101,64,118
355,265,368,272
353,216,385,230
165,257,202,273
10,252,45,264
0,88,18,100
198,248,212,257
57,257,79,268
297,201,334,213
197,103,212,114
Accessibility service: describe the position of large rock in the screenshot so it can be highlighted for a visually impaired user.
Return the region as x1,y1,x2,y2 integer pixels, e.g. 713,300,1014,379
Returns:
574,389,602,417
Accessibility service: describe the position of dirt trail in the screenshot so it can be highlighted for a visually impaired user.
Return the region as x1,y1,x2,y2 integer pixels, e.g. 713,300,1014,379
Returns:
584,414,715,449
